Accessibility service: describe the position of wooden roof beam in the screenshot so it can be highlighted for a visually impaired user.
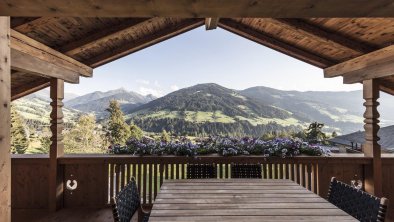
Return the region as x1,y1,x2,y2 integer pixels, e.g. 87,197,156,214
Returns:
2,0,394,17
269,18,377,54
85,18,204,68
218,19,336,69
11,30,93,77
11,49,80,83
205,18,219,30
11,78,50,101
59,18,150,56
325,45,394,83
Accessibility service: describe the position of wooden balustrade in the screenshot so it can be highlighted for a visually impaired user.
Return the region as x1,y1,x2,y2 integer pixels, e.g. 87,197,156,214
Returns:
56,155,371,207
16,153,394,219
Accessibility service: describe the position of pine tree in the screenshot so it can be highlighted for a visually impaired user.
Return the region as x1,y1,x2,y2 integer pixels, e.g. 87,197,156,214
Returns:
129,123,143,140
106,100,130,145
11,107,29,154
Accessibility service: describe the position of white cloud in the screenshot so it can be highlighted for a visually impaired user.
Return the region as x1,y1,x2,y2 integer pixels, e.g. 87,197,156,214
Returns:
154,80,160,87
136,79,150,85
138,87,164,97
170,85,179,91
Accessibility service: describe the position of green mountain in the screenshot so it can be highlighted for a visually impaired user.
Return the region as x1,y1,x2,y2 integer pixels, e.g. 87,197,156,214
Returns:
127,83,304,137
126,83,394,136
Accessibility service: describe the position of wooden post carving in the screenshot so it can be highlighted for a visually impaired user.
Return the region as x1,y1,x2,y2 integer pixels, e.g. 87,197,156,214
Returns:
362,79,382,197
0,16,11,222
49,78,65,211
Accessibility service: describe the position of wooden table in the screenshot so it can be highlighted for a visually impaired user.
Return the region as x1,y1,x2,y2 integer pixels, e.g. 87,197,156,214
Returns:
149,179,357,222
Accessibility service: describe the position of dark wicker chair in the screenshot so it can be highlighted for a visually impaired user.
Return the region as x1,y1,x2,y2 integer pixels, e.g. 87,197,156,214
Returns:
327,177,389,222
231,164,262,178
111,177,150,222
187,164,217,179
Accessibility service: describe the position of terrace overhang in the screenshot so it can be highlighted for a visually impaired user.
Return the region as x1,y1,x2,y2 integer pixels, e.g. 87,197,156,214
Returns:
1,1,394,221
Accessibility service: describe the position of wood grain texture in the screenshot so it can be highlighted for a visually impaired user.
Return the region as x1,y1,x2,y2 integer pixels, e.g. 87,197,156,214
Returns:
150,179,357,222
324,45,394,78
2,0,394,17
11,49,79,83
11,30,92,77
219,18,336,68
0,16,11,222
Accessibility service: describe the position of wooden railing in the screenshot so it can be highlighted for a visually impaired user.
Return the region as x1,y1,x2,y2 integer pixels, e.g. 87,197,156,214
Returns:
11,154,394,221
57,155,371,207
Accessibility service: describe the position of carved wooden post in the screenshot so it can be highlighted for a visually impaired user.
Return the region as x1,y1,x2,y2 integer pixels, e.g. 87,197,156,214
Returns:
49,78,65,211
362,79,382,197
0,16,11,222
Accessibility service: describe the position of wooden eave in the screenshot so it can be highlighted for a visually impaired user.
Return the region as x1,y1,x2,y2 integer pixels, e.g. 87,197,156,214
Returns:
6,15,394,99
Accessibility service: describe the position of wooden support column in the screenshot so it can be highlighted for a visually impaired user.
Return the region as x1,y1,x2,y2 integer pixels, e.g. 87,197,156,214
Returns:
0,16,11,222
362,79,382,197
49,78,65,211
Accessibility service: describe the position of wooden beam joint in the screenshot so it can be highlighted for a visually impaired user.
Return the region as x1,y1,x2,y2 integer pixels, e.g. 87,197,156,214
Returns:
205,18,219,30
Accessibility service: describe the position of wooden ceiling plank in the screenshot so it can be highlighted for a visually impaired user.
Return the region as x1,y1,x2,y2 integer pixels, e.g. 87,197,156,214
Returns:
270,18,377,54
205,18,219,30
10,17,40,28
218,19,336,68
2,0,394,17
324,45,394,78
59,18,150,56
85,19,204,68
11,78,50,101
11,49,80,83
11,17,53,32
11,30,93,77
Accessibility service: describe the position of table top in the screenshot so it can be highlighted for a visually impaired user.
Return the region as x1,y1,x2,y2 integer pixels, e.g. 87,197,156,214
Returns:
149,179,357,222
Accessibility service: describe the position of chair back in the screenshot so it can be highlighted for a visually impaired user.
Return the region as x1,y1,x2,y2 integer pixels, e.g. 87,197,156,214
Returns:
112,177,141,222
327,177,389,222
231,164,262,178
187,164,217,179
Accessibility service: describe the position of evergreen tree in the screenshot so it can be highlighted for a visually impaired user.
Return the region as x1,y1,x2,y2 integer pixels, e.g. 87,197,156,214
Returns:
129,123,143,140
106,100,130,145
160,129,171,142
305,122,327,143
11,107,30,154
39,127,51,154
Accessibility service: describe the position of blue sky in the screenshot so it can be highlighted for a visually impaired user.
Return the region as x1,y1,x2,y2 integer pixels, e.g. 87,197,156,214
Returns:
65,26,361,96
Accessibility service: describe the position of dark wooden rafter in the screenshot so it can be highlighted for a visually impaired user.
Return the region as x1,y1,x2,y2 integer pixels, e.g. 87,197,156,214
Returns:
324,45,394,83
11,78,50,101
269,18,377,54
11,17,54,32
205,18,219,30
10,17,40,28
2,0,394,17
11,30,93,77
11,49,80,83
218,19,336,68
85,18,204,68
58,18,151,56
